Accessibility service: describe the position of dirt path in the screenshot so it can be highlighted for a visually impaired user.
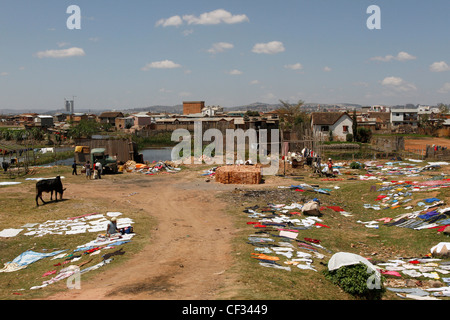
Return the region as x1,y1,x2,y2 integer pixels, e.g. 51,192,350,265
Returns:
44,170,240,300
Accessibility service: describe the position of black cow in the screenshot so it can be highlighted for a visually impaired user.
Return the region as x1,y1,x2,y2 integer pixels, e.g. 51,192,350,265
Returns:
35,176,66,206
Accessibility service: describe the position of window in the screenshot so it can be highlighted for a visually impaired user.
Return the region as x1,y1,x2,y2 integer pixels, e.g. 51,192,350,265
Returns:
343,126,349,133
321,126,329,132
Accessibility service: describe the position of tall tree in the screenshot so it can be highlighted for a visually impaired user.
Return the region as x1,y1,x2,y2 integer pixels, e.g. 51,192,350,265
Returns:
352,109,358,142
276,100,308,131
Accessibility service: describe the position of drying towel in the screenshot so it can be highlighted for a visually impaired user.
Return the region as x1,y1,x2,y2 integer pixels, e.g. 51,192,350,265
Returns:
0,250,66,273
0,228,23,238
425,198,441,203
326,206,345,212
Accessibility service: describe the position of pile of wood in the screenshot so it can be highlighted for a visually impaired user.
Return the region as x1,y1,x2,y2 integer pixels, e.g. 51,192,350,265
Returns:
215,165,262,184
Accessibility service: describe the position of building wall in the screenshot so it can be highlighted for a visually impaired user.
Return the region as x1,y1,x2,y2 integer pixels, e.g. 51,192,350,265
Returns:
133,116,152,127
330,116,353,140
312,115,353,141
183,101,205,115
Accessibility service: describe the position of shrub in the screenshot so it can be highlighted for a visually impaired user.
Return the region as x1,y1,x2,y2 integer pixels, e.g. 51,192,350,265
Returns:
323,263,386,300
346,133,353,142
356,127,372,143
350,161,364,169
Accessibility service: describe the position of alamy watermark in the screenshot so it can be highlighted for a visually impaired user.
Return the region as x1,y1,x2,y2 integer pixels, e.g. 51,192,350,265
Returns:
170,122,280,176
366,265,382,290
66,5,81,30
367,5,381,30
66,266,81,290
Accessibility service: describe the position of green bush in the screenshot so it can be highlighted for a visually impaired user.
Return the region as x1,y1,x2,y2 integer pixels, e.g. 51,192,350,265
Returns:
346,133,353,142
350,161,364,169
356,127,372,143
323,263,386,300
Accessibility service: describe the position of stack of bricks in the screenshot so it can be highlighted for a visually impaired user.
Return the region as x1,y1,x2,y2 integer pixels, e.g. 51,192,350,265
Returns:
215,165,262,184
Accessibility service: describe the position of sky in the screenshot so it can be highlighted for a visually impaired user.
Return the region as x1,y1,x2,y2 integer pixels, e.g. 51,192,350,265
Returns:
0,0,449,111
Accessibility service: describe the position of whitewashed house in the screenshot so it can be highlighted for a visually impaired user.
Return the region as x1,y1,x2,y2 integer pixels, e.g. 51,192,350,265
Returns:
311,112,354,141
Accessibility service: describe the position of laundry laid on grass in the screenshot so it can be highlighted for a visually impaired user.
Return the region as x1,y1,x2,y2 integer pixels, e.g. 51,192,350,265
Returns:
244,201,333,273
0,213,135,291
3,212,135,237
0,250,66,273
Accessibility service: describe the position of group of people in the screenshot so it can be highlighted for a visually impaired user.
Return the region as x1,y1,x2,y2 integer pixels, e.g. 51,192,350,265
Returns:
72,160,103,179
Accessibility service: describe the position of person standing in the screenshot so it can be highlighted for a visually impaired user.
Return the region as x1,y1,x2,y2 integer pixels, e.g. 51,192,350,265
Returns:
85,161,91,180
95,161,103,179
72,161,78,175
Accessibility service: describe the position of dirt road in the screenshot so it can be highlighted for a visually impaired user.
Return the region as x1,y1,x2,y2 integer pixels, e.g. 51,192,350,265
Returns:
44,170,240,300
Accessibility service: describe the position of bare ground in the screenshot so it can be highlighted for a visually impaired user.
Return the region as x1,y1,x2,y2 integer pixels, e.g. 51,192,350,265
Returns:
405,137,450,151
43,169,243,300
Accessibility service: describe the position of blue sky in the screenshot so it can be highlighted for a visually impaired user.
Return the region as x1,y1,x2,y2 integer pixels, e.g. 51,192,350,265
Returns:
0,0,449,111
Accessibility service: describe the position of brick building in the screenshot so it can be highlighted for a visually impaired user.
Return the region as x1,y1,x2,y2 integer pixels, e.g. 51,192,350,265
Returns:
183,101,205,115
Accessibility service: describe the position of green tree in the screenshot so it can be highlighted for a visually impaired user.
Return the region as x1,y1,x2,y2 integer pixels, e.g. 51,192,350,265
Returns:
356,127,372,143
29,127,45,141
67,119,102,139
352,109,358,142
245,110,260,117
11,129,25,142
2,130,12,141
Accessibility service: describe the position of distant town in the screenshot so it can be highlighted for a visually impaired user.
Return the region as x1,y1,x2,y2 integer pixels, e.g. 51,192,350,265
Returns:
0,101,448,144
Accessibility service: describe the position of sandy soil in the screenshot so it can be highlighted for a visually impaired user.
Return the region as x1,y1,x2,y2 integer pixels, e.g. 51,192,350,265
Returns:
43,169,244,300
405,137,450,151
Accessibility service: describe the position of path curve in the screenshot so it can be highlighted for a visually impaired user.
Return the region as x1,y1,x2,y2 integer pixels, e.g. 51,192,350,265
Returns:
44,170,237,300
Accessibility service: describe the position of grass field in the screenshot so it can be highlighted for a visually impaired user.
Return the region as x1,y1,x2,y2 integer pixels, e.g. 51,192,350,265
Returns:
0,166,156,300
0,160,449,300
219,162,450,300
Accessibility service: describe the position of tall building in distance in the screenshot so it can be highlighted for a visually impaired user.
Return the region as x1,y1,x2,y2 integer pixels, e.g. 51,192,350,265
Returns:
65,98,74,114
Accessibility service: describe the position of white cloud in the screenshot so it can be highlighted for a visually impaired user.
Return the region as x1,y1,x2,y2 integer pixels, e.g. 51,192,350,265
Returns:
155,15,183,27
284,63,303,70
381,76,417,92
396,51,416,61
250,80,260,85
226,69,243,75
183,9,249,25
430,61,450,72
207,42,234,54
141,60,182,71
35,47,85,59
371,51,416,62
252,41,285,54
0,72,8,76
156,9,249,27
381,76,403,86
323,66,332,72
438,82,450,94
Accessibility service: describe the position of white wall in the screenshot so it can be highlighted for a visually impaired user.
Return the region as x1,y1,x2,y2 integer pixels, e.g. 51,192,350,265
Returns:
312,114,353,141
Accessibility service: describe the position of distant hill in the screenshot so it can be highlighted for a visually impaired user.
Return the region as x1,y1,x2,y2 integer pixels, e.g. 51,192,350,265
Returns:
0,102,365,115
